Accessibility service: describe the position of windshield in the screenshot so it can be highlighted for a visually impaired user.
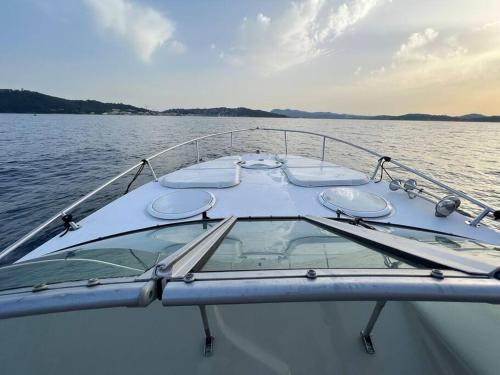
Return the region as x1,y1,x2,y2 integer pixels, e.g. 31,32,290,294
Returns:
0,221,216,292
374,225,500,263
200,220,414,271
2,218,498,292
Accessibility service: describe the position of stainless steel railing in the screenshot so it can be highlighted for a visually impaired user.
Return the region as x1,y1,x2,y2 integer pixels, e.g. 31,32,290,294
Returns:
262,127,497,226
0,126,497,261
0,128,254,261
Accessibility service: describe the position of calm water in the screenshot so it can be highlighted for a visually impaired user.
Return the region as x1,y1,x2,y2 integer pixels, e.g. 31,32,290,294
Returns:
0,114,498,263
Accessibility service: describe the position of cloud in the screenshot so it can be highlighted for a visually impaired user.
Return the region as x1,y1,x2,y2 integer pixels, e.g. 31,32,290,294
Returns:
395,28,438,61
222,0,385,73
473,21,500,32
391,28,468,69
257,13,271,26
320,0,381,38
356,26,500,95
85,0,182,62
370,66,385,75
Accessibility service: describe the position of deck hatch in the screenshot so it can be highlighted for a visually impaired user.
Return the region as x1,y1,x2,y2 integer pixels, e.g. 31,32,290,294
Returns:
238,159,282,169
147,190,216,220
319,187,394,218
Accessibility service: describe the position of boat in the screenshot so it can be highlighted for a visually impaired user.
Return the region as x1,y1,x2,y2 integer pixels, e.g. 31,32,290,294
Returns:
0,127,499,374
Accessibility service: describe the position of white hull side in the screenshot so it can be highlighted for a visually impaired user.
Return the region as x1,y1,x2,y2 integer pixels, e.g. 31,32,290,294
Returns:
0,301,498,374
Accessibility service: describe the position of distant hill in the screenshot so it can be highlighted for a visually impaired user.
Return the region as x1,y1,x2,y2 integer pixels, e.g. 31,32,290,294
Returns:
2,89,498,121
271,109,500,122
163,107,286,118
0,89,152,114
270,109,366,120
0,89,286,118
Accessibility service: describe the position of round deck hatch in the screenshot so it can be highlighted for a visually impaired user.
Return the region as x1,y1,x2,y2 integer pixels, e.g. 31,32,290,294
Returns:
319,188,393,218
147,190,216,220
239,159,282,169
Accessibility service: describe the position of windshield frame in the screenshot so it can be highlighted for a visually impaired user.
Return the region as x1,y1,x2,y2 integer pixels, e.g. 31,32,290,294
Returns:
49,218,223,255
2,216,498,295
0,219,223,294
1,216,499,321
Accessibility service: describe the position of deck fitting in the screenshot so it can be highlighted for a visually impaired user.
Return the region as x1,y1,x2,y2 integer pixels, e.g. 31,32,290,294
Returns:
430,269,444,279
32,283,48,293
306,269,317,279
87,278,101,287
360,331,376,355
184,273,195,283
360,301,387,354
199,305,214,357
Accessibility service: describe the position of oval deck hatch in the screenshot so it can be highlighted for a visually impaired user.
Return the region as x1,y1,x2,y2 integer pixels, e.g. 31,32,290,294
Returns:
319,187,393,218
239,159,282,169
147,190,216,220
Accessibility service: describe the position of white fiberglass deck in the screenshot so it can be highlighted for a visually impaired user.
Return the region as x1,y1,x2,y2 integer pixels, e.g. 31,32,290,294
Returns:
160,156,242,188
21,153,500,261
281,155,369,187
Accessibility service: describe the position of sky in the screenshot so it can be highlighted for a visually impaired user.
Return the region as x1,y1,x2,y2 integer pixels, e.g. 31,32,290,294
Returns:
1,0,500,115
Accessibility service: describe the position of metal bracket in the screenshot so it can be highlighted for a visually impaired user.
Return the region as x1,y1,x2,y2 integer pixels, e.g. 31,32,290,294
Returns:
467,208,492,227
61,212,80,231
195,141,200,163
370,156,391,180
68,221,80,231
360,301,386,354
321,136,326,161
199,305,214,356
284,131,288,155
143,159,158,182
32,283,48,293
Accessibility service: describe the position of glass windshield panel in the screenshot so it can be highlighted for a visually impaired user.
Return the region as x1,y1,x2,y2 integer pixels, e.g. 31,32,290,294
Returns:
374,225,500,263
0,221,216,292
201,220,414,271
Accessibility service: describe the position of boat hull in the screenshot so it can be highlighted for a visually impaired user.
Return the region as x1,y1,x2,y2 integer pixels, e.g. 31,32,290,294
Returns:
0,300,498,374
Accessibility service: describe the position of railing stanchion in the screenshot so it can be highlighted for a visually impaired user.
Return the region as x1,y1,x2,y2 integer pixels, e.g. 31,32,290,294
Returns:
196,141,200,163
0,128,256,261
321,136,326,161
144,159,158,182
468,208,492,227
284,131,288,155
360,301,387,354
230,132,233,149
371,158,384,180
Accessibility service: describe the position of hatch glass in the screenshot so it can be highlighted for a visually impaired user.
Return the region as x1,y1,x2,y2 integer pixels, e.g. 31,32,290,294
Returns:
200,220,414,271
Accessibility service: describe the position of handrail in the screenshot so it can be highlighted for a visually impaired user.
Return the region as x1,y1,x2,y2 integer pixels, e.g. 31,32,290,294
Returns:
0,128,256,262
259,127,497,225
162,276,500,306
0,126,497,262
387,159,496,225
144,127,255,161
259,127,383,158
0,161,145,262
